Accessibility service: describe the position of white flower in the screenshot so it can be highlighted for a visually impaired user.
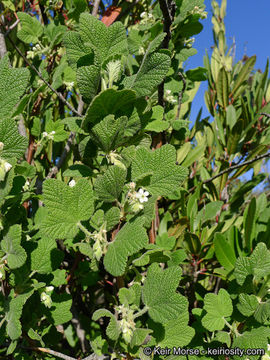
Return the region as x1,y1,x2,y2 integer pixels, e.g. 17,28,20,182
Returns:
140,11,147,18
42,131,48,138
138,46,145,55
3,162,12,172
0,142,4,151
23,180,30,191
0,272,3,279
40,292,52,308
45,286,54,292
51,131,56,135
136,188,149,203
69,179,76,188
64,81,74,91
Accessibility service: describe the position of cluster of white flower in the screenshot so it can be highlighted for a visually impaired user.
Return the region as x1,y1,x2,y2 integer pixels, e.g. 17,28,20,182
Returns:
127,183,150,213
184,37,195,48
63,81,74,91
92,225,107,261
40,286,54,308
190,6,207,19
0,154,13,182
26,43,42,59
23,180,30,192
140,11,155,24
42,130,56,140
116,304,136,343
164,89,177,104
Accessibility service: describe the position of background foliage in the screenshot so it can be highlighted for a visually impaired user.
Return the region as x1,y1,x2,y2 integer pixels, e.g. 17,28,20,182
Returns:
0,0,270,359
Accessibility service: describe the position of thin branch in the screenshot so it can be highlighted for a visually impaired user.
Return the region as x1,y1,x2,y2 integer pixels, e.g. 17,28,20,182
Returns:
116,0,140,21
46,132,75,179
92,0,101,17
260,112,270,119
157,0,175,106
5,33,82,117
4,19,20,37
188,151,270,192
175,72,186,120
29,347,76,360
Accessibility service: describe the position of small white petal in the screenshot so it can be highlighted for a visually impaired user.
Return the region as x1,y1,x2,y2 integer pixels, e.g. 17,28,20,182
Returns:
45,286,54,292
51,131,56,135
69,180,76,188
42,131,48,137
144,191,149,196
4,162,12,172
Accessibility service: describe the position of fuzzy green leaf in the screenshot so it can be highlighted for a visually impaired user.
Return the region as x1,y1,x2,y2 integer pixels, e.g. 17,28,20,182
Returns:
103,218,148,276
142,263,187,323
6,290,34,340
0,119,27,160
50,294,72,325
132,144,188,198
202,289,233,331
159,312,195,348
83,89,137,131
237,294,259,317
63,31,94,70
1,225,27,269
214,233,236,273
94,166,126,202
233,327,268,360
31,237,63,274
234,243,270,285
0,55,29,119
130,328,153,348
123,51,171,97
17,12,43,43
40,178,94,239
90,115,130,152
79,13,128,65
92,309,120,341
77,65,100,103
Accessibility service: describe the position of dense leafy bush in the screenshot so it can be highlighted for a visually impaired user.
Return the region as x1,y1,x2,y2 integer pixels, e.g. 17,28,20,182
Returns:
0,0,270,359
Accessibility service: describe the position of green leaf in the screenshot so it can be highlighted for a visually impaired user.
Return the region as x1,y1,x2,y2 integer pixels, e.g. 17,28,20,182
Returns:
216,67,229,108
237,294,259,317
90,115,130,152
45,120,68,143
94,166,126,202
214,233,236,273
214,331,231,347
142,263,187,323
63,31,94,70
186,67,207,81
159,312,195,348
243,197,256,251
79,13,128,65
50,294,72,325
123,51,171,97
233,327,268,360
40,178,94,239
132,144,188,199
92,309,120,341
63,164,92,178
0,119,28,160
1,225,27,269
83,89,137,132
103,218,148,276
6,289,34,340
17,12,43,43
194,201,223,230
77,65,100,103
202,289,233,331
226,104,237,130
31,237,63,274
230,56,256,98
118,288,135,306
130,328,153,348
234,243,270,285
0,55,29,119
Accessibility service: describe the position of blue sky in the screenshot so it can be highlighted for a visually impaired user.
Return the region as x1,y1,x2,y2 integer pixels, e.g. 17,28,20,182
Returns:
185,0,270,122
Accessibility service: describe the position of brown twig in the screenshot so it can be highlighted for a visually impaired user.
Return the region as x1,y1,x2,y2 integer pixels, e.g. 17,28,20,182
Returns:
6,33,82,117
30,347,76,360
92,0,101,17
188,151,270,193
260,112,270,119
